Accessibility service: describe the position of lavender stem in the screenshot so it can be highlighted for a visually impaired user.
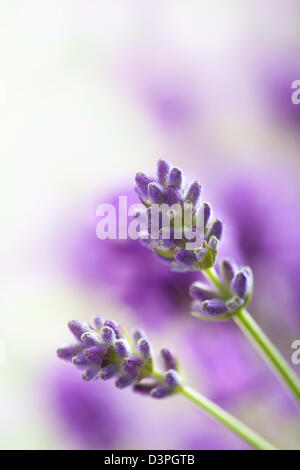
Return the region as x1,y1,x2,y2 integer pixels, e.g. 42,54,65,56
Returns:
203,267,300,407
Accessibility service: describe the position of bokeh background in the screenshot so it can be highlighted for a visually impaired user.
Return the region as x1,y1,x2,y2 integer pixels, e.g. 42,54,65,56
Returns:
1,0,300,450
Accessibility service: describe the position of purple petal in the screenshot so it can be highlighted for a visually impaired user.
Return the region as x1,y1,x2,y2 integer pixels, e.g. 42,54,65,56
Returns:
68,320,90,342
82,366,100,381
100,326,116,345
133,382,157,395
135,172,154,198
57,344,84,361
151,385,173,398
185,181,202,206
208,219,223,241
148,182,165,204
138,338,153,359
157,159,170,186
81,331,101,348
114,339,131,358
72,353,89,368
165,185,183,206
202,299,229,316
93,315,105,330
168,167,183,188
100,363,119,380
84,346,105,365
104,320,123,339
132,328,147,344
231,268,252,299
161,348,178,371
115,374,135,389
174,249,197,267
219,259,237,285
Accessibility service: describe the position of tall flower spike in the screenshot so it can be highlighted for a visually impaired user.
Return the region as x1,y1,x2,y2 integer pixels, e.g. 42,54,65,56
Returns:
57,316,181,398
134,160,223,270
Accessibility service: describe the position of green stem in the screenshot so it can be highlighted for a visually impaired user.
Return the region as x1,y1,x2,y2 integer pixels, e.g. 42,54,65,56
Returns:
180,384,277,450
234,308,300,405
204,267,300,406
153,370,276,449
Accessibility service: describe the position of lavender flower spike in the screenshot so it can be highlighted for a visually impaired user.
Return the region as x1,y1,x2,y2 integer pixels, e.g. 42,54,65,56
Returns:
134,160,223,270
57,315,182,399
57,315,277,448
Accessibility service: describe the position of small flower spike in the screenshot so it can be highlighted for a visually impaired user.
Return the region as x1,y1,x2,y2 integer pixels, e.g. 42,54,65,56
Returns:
190,262,253,320
57,316,182,398
134,160,223,270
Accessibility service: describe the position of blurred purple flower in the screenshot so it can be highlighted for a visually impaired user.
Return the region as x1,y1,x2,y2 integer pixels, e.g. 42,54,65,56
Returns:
60,187,198,327
255,51,300,127
182,321,263,404
44,362,128,449
215,169,300,336
120,49,204,134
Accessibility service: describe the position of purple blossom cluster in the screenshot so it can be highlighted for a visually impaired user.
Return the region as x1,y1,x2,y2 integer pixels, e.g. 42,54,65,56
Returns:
135,159,223,271
135,160,253,319
190,259,253,318
57,316,181,399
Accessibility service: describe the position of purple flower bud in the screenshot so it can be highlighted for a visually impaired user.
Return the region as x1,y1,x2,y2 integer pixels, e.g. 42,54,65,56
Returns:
104,320,123,339
197,202,211,229
208,219,223,241
100,326,116,345
82,366,100,381
202,299,229,316
84,346,105,365
133,382,157,395
168,167,183,188
115,374,135,389
122,357,144,376
148,182,165,204
81,331,101,348
157,159,170,186
135,172,154,198
93,315,104,330
56,344,84,361
138,338,153,359
189,281,217,301
161,348,178,371
231,268,252,299
174,249,197,267
100,363,119,380
72,353,89,367
151,385,173,399
185,181,202,206
68,320,90,342
220,259,237,285
114,339,131,358
165,185,183,206
132,328,146,344
164,369,181,388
